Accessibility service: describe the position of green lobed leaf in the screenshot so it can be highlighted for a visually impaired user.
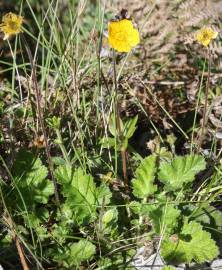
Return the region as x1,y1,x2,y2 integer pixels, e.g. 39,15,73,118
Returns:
52,206,73,244
102,209,117,224
69,240,96,266
52,156,66,166
55,166,98,224
158,154,206,191
54,164,73,188
143,204,181,234
101,207,118,235
195,206,222,229
129,201,142,215
13,150,48,186
161,221,219,264
95,183,112,205
183,204,222,240
31,179,54,203
51,239,96,267
12,150,54,207
132,155,157,198
55,165,96,201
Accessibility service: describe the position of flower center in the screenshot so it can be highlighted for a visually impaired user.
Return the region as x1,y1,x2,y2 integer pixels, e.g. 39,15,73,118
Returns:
115,31,128,42
8,21,19,31
202,32,210,40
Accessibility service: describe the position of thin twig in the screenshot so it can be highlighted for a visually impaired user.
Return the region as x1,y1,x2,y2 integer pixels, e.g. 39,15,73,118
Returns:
21,34,60,205
15,237,30,270
112,50,129,192
3,215,30,270
0,173,29,270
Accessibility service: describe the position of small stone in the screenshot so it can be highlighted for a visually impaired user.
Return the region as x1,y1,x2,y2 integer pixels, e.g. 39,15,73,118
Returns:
211,259,222,270
175,264,186,270
132,252,165,270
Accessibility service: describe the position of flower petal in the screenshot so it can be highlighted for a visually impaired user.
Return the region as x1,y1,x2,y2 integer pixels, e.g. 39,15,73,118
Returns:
129,29,140,47
212,30,218,39
118,19,134,31
115,41,131,52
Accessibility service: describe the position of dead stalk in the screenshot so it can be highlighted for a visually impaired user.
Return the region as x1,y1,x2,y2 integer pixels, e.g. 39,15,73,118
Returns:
4,215,30,270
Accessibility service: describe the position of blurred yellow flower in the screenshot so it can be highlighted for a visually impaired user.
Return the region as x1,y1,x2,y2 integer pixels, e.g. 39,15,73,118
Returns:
108,19,139,52
0,12,23,40
195,27,218,47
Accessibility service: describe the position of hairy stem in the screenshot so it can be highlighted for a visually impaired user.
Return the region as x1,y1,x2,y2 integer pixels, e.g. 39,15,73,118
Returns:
113,50,129,192
198,48,211,151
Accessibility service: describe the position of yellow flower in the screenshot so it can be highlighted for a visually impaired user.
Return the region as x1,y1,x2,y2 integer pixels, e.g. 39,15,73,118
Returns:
108,19,139,53
195,27,218,47
0,12,23,40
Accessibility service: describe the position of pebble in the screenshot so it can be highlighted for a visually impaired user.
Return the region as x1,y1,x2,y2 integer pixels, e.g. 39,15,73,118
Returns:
211,259,222,270
132,248,222,269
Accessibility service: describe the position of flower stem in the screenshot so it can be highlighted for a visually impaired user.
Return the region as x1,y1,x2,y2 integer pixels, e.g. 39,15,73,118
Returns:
112,50,129,192
198,47,211,151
